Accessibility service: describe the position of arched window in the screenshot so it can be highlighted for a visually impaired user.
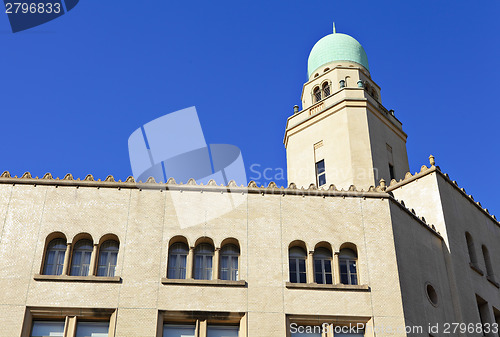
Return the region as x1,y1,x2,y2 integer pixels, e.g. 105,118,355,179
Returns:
70,239,93,276
97,240,119,277
313,87,321,103
289,247,307,283
314,248,332,284
167,242,188,279
194,243,214,280
482,245,494,279
339,248,358,285
43,238,66,275
220,244,239,281
322,82,331,98
465,232,477,265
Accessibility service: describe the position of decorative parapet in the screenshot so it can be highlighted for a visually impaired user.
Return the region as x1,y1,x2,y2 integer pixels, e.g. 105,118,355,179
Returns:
0,170,390,199
0,170,442,238
385,156,499,226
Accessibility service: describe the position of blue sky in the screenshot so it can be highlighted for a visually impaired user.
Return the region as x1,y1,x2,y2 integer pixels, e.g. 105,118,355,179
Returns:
0,1,498,215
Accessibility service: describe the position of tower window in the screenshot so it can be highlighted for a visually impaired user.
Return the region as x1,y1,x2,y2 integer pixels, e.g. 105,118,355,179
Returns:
313,87,321,103
389,164,395,180
322,82,330,97
315,160,326,187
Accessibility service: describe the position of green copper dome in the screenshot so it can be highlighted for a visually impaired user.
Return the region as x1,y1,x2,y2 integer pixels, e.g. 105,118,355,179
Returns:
307,32,369,78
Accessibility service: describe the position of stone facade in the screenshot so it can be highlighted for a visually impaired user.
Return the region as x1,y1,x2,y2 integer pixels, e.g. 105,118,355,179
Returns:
1,28,499,337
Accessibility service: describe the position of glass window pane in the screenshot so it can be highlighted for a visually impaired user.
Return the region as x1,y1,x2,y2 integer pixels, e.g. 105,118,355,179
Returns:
31,321,65,337
289,258,297,272
340,260,347,273
318,174,326,186
207,326,239,337
75,322,109,337
324,260,332,273
298,259,306,273
299,272,307,283
314,259,322,273
163,324,196,337
351,274,358,285
316,160,325,173
340,273,349,285
325,273,333,284
349,261,356,274
290,271,297,283
315,272,323,284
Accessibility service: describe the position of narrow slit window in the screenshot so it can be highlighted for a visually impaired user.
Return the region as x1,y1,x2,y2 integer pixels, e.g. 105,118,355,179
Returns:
316,160,326,187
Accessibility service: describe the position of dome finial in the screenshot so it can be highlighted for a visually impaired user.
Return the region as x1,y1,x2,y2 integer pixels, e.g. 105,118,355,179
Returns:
333,22,336,34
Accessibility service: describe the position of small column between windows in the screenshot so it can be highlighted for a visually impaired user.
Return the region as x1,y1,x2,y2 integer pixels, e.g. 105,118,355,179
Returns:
62,243,72,275
307,251,314,283
65,316,77,337
199,319,207,336
333,252,340,284
186,247,194,279
213,248,220,280
89,244,98,276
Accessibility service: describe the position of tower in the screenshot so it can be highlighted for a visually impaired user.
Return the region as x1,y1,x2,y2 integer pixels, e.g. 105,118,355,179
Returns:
284,25,410,189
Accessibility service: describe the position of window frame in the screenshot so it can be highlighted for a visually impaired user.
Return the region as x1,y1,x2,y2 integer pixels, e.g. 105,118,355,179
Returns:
315,159,326,187
194,243,214,280
22,307,116,337
219,244,239,281
42,238,67,276
289,246,307,284
167,242,189,279
313,248,333,285
97,240,119,277
339,248,358,286
70,239,93,277
159,311,246,337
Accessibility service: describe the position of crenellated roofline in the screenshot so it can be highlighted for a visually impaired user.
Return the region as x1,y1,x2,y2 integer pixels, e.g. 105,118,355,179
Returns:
0,169,444,238
386,156,498,226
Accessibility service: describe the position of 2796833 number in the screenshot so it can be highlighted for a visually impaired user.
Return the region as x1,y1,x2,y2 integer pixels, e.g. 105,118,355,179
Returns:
443,323,499,334
5,2,61,14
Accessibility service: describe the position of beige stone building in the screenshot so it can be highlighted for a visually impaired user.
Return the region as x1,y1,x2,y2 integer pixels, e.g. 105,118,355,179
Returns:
0,28,499,337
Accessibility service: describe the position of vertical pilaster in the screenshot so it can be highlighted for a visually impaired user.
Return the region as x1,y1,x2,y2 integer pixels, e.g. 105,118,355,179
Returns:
333,252,339,284
62,243,72,275
213,248,220,280
186,247,194,279
307,251,314,283
89,244,98,276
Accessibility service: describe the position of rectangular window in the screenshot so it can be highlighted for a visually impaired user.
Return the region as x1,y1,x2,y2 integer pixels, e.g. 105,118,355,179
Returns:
316,160,326,187
75,322,109,337
388,164,395,181
26,308,115,337
31,321,65,337
206,326,239,337
476,295,491,328
163,324,196,337
386,144,395,181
